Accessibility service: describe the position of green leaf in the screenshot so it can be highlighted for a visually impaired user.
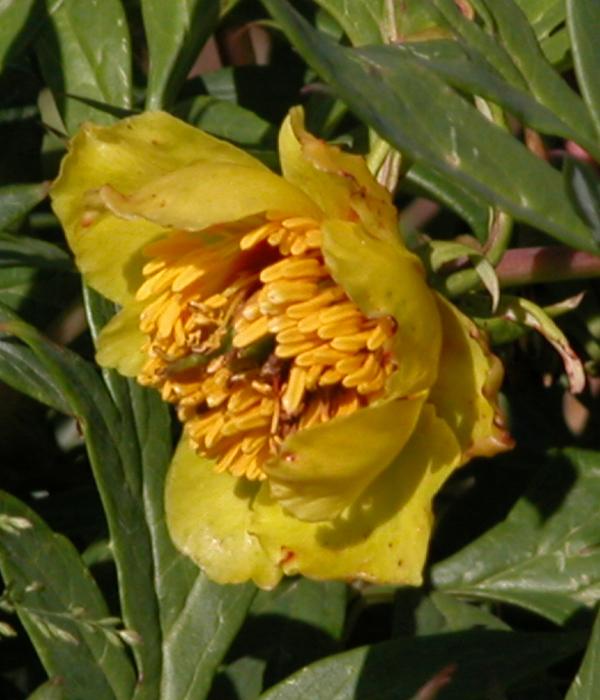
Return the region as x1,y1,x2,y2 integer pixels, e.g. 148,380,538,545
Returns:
427,591,511,633
310,0,384,44
263,0,598,253
259,629,585,700
0,183,49,232
404,161,490,241
142,0,219,110
216,579,345,696
35,0,132,134
161,577,256,700
433,448,600,625
0,303,72,413
564,156,600,244
84,287,256,700
26,677,66,700
429,0,595,143
0,234,76,324
0,0,39,70
0,233,72,271
174,96,276,147
363,40,598,155
477,0,593,137
567,0,600,137
0,310,163,699
566,606,600,700
0,490,137,700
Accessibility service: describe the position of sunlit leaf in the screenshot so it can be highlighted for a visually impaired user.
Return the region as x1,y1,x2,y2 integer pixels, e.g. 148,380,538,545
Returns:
84,287,256,700
35,0,132,133
263,0,597,253
142,0,219,110
433,448,600,625
0,490,137,700
0,0,39,70
567,0,600,137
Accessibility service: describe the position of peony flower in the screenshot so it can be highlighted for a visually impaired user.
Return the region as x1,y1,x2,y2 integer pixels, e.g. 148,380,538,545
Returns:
50,109,512,589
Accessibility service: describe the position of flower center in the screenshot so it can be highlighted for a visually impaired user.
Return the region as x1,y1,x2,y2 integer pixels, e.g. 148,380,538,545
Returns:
136,212,396,480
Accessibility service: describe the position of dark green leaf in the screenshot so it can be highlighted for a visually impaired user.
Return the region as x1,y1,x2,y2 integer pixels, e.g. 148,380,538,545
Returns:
564,156,600,244
0,303,71,413
0,0,39,69
142,0,219,110
405,160,491,242
36,0,132,133
84,286,256,700
310,0,384,45
433,448,600,625
567,0,600,136
0,233,71,269
429,0,595,142
26,677,66,700
476,0,591,136
427,591,511,633
566,606,600,700
161,577,256,700
174,96,276,147
362,40,598,155
262,0,597,253
259,629,585,700
0,234,76,324
0,310,163,699
215,579,345,697
0,183,49,232
0,490,137,700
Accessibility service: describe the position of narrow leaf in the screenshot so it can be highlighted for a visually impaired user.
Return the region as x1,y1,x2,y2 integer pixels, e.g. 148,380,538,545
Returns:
0,183,49,232
566,606,600,700
429,0,596,142
84,286,256,700
35,0,132,133
567,0,600,136
0,312,163,699
263,0,597,253
364,40,600,157
0,303,71,413
0,490,136,700
143,0,219,110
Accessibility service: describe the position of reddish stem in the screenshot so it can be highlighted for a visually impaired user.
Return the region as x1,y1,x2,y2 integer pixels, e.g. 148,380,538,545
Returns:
497,246,600,287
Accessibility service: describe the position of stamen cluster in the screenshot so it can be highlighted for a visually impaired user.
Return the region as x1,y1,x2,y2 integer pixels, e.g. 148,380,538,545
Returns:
137,213,396,481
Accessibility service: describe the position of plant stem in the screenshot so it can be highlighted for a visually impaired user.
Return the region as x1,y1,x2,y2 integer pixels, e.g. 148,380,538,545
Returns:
441,246,600,297
496,246,600,286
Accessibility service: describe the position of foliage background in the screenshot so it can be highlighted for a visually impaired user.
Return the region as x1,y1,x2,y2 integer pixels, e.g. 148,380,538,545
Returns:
2,0,600,698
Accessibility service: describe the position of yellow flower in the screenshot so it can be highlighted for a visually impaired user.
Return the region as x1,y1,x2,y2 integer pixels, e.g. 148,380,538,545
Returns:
50,109,512,589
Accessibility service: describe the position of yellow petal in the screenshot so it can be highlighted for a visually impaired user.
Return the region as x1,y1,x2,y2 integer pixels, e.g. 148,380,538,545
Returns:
322,220,442,397
279,107,399,238
264,392,428,522
97,160,321,231
50,110,318,305
428,294,514,459
165,438,282,589
95,302,147,376
251,405,461,585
